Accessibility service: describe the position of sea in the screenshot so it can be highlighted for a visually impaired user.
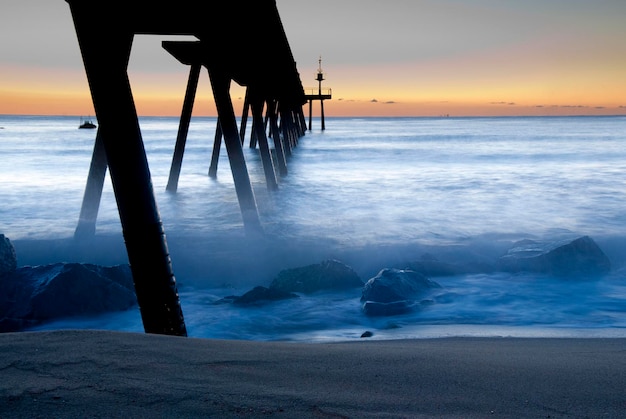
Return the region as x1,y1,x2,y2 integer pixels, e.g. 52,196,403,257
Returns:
1,114,626,341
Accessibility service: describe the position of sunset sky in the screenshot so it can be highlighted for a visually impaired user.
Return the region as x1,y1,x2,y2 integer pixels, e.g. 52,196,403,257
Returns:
1,0,625,117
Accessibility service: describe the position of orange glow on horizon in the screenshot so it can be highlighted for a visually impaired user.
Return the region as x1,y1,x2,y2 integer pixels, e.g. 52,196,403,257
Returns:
2,93,624,118
1,64,624,118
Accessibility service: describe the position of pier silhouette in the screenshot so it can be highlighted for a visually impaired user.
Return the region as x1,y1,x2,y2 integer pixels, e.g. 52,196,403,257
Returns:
304,57,332,130
65,0,307,336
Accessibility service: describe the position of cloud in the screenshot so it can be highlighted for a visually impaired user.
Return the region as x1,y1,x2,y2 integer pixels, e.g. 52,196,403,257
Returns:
539,104,589,108
535,104,625,111
489,101,516,105
367,99,396,104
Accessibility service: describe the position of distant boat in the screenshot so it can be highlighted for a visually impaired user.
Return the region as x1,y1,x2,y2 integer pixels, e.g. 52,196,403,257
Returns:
79,116,97,129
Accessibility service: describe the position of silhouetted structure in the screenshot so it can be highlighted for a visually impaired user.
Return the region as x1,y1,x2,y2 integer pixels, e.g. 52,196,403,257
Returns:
161,41,306,193
304,57,332,130
65,0,306,336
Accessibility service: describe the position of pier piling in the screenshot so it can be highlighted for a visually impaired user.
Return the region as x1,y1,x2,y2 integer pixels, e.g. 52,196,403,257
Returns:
250,90,279,191
208,65,263,234
74,128,107,239
166,63,201,193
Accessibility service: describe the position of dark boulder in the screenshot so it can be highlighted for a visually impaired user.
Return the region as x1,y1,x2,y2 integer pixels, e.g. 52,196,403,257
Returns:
219,286,299,306
362,300,420,316
407,253,494,277
0,263,136,332
498,236,611,276
0,234,17,276
406,254,462,277
361,268,441,316
270,259,363,294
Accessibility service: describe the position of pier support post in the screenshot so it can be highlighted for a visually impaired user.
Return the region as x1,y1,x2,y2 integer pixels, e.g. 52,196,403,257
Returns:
299,109,307,135
166,63,201,193
268,100,288,176
207,66,262,234
67,4,187,336
208,119,222,178
281,107,298,153
240,88,251,147
74,128,107,238
250,92,278,190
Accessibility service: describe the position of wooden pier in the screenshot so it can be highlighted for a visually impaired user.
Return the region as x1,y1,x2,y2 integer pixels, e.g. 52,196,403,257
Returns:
66,0,306,336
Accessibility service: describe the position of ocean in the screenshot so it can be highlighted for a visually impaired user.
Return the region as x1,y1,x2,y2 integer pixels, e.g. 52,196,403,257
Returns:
1,114,626,341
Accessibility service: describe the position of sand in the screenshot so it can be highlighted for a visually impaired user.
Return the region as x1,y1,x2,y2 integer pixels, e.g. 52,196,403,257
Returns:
1,330,625,418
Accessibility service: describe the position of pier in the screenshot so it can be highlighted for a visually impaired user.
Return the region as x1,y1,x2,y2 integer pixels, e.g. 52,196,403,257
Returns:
65,0,306,336
304,57,332,130
160,40,305,195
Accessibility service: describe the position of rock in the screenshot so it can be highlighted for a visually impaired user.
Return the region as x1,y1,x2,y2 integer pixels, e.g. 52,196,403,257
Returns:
270,259,363,294
222,286,299,306
406,254,462,277
361,268,440,304
362,300,417,316
407,253,494,277
0,234,17,276
0,263,136,332
360,268,441,316
498,236,611,276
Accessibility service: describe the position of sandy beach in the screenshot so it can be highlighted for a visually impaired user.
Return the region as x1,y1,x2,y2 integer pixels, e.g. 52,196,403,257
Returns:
1,330,625,418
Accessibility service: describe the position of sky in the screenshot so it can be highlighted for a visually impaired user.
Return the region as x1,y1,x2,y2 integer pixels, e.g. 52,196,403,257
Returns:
1,0,625,117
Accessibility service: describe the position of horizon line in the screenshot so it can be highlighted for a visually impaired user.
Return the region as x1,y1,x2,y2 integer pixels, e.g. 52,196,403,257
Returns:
2,113,625,119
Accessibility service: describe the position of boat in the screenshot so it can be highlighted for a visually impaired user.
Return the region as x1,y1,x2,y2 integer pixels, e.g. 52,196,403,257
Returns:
79,116,97,129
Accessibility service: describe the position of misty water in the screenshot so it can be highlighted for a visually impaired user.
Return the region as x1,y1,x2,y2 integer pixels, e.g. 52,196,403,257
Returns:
1,114,626,341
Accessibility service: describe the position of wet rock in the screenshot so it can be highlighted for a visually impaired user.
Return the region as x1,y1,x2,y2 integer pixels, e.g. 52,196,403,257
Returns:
498,236,611,276
361,268,441,316
362,300,416,316
407,253,494,277
270,259,363,294
0,263,135,332
0,234,17,276
405,254,461,277
223,286,299,306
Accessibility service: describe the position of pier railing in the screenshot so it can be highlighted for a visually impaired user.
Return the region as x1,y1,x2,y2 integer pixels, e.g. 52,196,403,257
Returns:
304,87,332,96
